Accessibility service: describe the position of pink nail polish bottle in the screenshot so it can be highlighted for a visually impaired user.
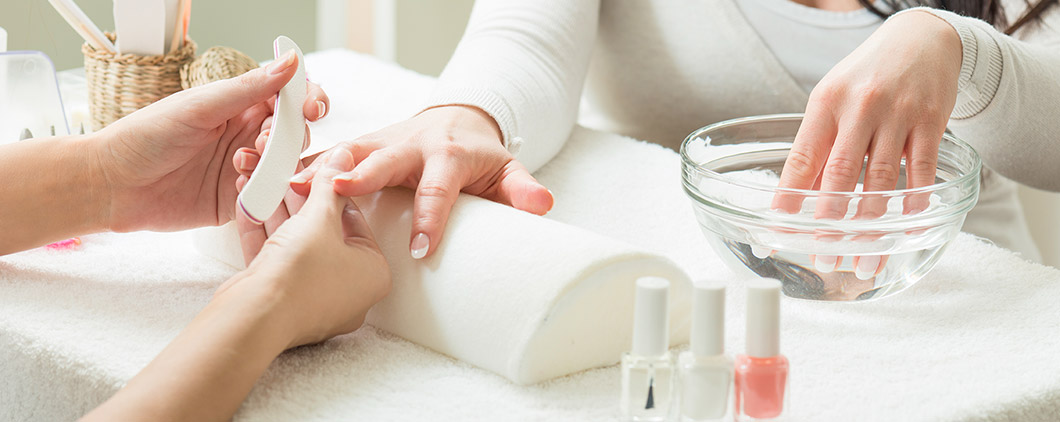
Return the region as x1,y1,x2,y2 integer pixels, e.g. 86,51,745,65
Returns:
734,278,788,421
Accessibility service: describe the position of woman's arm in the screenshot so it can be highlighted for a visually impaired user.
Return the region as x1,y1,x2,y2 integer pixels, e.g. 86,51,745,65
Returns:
908,5,1060,191
81,273,295,421
0,135,109,255
83,148,390,421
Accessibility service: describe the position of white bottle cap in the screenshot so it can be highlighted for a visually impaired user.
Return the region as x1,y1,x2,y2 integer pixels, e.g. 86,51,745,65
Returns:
0,27,7,52
632,276,670,356
745,278,782,358
691,280,725,356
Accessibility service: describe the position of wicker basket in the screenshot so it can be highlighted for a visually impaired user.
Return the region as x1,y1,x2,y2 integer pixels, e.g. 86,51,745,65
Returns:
82,33,196,130
180,46,259,89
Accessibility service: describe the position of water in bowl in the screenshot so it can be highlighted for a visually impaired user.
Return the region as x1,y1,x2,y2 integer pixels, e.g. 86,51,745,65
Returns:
705,235,950,301
697,168,960,301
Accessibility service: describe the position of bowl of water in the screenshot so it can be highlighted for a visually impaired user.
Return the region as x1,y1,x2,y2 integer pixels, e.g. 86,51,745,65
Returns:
680,114,980,301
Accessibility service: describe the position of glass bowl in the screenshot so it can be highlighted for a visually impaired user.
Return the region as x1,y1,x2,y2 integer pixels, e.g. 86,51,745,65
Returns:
680,114,981,301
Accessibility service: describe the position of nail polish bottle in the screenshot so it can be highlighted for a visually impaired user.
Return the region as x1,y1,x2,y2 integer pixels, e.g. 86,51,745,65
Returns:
735,278,788,421
621,277,674,421
678,281,732,421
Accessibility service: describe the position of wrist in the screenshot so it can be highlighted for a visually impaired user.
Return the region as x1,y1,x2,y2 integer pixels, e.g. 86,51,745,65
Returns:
83,131,116,231
888,10,963,67
212,268,303,351
420,105,504,145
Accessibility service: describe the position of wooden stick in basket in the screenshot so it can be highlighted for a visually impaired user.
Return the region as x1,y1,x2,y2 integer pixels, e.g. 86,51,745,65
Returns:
48,0,115,52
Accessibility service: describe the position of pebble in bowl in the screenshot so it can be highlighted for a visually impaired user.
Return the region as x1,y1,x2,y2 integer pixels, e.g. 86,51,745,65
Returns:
680,114,981,301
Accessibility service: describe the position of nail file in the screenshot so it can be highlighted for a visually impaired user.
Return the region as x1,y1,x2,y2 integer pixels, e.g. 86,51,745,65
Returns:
237,36,306,223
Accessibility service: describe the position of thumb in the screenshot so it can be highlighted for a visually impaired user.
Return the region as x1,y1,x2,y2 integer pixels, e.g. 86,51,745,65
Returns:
494,162,553,216
301,148,355,216
188,51,299,126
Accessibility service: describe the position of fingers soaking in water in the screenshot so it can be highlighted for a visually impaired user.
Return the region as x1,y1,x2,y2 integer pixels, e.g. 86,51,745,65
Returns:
771,11,964,277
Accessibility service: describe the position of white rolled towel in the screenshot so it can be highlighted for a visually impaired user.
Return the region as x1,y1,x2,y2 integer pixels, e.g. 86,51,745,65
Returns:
194,188,691,384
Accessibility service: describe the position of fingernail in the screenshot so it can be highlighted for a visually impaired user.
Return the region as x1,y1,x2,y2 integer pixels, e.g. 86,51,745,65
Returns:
267,51,296,75
316,100,327,120
410,233,429,259
289,173,309,184
750,245,772,259
237,154,252,172
332,171,355,182
855,255,881,280
814,255,837,273
325,149,353,171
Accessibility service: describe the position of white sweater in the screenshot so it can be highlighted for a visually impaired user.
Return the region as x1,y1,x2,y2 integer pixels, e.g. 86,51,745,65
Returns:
428,0,1060,260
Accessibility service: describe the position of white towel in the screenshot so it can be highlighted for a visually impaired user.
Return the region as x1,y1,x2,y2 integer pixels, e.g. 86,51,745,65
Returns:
2,50,1060,421
197,188,694,385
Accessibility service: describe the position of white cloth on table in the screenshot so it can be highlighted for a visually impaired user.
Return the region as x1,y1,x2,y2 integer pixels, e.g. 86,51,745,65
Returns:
2,50,1060,421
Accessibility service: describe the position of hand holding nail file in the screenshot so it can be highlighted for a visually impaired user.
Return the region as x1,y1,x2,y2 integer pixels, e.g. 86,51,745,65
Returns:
238,36,306,223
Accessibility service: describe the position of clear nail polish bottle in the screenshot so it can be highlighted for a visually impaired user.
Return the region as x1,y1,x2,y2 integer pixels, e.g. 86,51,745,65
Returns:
678,281,732,422
735,278,789,421
621,277,674,422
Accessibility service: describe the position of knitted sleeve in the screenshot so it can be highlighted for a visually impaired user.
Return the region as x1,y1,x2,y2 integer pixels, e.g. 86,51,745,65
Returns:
425,0,600,173
895,5,1060,191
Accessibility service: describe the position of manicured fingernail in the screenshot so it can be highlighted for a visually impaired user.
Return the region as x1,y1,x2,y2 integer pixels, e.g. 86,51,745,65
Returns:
750,245,772,259
267,51,295,75
855,255,881,280
814,255,837,273
332,171,355,182
289,173,309,184
410,233,429,259
316,100,327,120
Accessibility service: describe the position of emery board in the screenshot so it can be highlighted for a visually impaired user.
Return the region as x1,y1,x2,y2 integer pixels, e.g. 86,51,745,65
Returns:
237,36,307,223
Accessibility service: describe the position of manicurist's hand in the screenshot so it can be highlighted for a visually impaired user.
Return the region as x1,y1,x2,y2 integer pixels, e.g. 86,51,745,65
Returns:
227,146,392,347
233,104,554,260
0,52,328,255
82,149,390,422
97,51,329,233
774,11,962,218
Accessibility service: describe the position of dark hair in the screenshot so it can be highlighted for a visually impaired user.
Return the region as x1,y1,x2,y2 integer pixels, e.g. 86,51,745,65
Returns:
857,0,1058,34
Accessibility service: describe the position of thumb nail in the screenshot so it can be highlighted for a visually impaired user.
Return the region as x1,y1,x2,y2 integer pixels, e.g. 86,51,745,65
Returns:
266,50,296,75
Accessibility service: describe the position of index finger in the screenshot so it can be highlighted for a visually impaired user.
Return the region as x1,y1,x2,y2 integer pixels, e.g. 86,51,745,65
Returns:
772,109,838,213
301,148,356,217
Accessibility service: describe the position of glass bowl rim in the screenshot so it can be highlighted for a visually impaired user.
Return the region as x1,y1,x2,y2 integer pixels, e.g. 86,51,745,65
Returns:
679,113,983,197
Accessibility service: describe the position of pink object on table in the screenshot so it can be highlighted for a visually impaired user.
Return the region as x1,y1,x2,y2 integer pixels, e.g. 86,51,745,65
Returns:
45,237,82,250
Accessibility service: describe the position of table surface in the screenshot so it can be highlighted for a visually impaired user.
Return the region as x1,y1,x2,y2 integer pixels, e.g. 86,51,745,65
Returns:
2,50,1059,422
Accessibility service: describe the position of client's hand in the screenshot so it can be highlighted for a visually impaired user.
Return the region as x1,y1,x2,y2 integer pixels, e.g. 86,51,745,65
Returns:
223,147,391,347
233,105,554,260
771,11,961,279
773,11,960,217
95,51,329,233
